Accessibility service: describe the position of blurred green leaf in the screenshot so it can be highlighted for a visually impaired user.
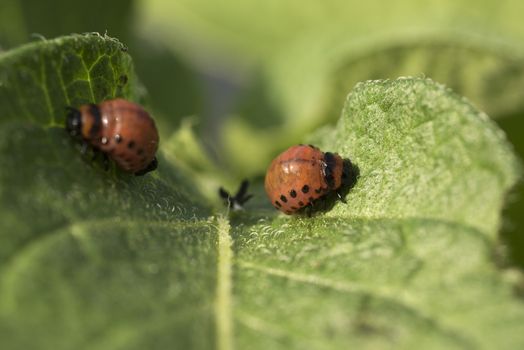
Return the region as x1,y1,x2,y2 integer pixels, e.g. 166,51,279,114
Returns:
131,40,204,136
498,113,524,267
141,0,524,179
137,0,524,103
161,117,233,205
0,33,522,350
0,0,134,48
226,35,524,176
137,0,524,68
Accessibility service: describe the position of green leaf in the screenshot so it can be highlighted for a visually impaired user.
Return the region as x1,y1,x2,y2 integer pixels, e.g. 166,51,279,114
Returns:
137,1,524,114
0,0,134,49
137,0,524,69
324,78,518,235
222,37,524,175
498,114,524,266
0,34,213,349
0,33,139,126
232,218,524,349
152,1,524,178
161,117,236,205
0,0,204,136
0,33,522,350
229,78,524,349
131,42,204,136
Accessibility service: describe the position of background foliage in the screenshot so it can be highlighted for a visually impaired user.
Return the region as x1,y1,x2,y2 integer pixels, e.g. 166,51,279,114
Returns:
0,0,523,349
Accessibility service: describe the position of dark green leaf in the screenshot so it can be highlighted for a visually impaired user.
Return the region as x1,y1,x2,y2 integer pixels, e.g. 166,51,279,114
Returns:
0,34,213,349
0,0,134,48
0,33,138,126
0,32,522,350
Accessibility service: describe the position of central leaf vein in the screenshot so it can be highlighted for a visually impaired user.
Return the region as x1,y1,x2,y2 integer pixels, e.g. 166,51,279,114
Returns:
216,215,234,350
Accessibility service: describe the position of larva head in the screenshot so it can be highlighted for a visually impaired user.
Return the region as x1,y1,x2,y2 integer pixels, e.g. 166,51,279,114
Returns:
65,107,82,138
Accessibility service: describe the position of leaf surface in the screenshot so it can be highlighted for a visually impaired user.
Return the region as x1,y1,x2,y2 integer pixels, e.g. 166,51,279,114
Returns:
0,35,213,349
0,34,522,350
229,78,524,349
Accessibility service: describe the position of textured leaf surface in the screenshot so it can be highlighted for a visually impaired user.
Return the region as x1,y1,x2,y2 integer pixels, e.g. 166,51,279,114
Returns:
0,33,138,126
0,33,522,350
322,78,517,235
229,79,524,349
0,35,213,349
233,219,524,349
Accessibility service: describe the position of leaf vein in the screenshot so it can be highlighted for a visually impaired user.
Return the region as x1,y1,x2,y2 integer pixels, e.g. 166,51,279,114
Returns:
215,216,234,350
237,260,477,349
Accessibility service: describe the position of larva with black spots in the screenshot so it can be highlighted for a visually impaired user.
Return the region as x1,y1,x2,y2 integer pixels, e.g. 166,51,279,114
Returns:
66,98,159,175
265,144,346,214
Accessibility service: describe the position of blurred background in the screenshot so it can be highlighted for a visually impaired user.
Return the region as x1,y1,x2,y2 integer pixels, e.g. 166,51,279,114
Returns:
0,0,523,266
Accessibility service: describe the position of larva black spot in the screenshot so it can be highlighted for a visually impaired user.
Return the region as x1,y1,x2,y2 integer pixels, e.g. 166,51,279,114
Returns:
275,201,281,207
290,190,297,198
298,201,304,206
128,141,135,149
115,134,122,143
315,188,322,194
280,195,287,203
291,206,297,210
302,185,310,193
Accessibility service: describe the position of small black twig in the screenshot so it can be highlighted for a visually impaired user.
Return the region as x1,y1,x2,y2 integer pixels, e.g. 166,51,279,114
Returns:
219,179,253,211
